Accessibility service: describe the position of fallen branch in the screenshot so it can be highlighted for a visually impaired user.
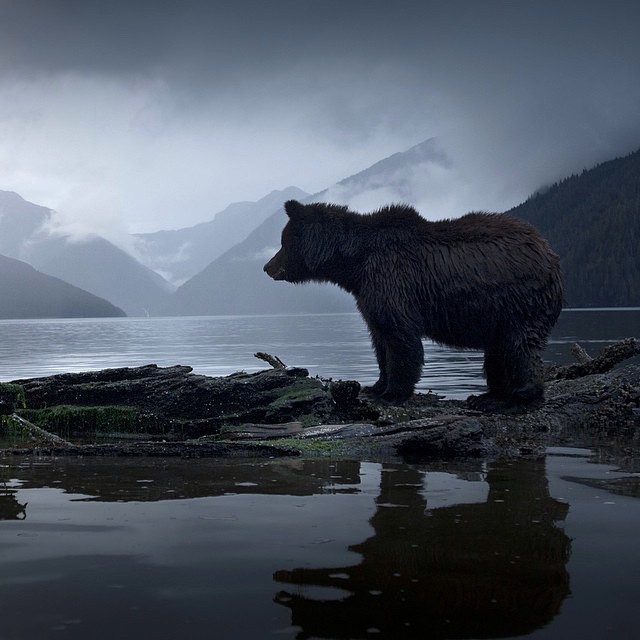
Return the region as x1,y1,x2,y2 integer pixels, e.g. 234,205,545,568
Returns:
9,414,73,447
254,352,287,369
546,337,640,380
570,343,593,364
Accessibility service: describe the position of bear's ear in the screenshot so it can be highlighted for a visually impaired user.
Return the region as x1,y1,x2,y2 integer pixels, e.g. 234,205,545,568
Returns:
284,200,306,219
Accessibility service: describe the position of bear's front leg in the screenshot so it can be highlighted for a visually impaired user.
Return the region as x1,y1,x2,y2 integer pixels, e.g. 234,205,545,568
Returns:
363,378,387,397
468,349,510,411
362,327,388,397
378,332,424,403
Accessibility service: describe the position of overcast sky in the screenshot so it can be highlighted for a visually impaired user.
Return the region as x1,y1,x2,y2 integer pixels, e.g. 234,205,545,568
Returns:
1,0,639,236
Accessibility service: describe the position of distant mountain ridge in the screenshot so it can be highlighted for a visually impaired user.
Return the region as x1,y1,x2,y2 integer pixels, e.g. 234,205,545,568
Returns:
163,139,451,316
509,148,640,307
2,141,638,318
27,236,175,317
0,185,314,317
134,186,309,285
326,137,450,201
0,190,51,258
0,253,125,319
168,140,640,315
0,189,176,316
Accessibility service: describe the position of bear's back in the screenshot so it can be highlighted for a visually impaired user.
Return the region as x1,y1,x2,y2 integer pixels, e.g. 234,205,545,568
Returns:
429,212,542,245
362,207,543,248
364,204,425,228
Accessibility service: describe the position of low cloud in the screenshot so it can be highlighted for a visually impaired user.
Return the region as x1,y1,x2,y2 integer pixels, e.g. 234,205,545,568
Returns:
322,155,469,219
41,187,137,254
232,246,280,263
1,1,639,239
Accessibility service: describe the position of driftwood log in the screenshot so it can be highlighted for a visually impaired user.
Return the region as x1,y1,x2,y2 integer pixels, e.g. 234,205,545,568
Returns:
1,339,638,459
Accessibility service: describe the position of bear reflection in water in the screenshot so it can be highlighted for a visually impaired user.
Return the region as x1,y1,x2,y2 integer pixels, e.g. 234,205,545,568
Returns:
265,200,563,411
274,459,570,639
0,486,27,520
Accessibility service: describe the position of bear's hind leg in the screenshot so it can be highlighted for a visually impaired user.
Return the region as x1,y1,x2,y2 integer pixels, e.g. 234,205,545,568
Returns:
483,349,510,398
499,332,546,407
509,349,544,405
469,339,544,412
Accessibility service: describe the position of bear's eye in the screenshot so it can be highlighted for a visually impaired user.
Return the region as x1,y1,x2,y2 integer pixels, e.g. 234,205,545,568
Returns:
281,224,294,243
282,223,303,246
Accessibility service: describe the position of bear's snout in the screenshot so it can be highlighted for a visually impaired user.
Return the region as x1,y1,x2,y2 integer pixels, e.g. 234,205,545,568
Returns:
264,255,286,280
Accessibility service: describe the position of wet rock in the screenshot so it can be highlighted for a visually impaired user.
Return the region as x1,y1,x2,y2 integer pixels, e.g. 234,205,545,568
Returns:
221,421,305,440
3,340,639,460
12,365,335,440
394,417,496,458
329,380,361,405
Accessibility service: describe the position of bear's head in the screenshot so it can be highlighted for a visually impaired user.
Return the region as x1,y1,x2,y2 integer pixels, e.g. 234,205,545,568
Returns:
264,199,356,285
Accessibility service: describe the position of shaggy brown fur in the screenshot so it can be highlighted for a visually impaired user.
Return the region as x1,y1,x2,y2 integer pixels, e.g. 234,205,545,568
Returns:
264,200,563,408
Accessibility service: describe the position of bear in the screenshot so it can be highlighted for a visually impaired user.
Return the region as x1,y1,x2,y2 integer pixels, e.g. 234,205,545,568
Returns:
264,199,563,410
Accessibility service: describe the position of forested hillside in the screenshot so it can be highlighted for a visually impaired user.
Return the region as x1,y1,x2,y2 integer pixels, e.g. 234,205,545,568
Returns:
509,149,640,307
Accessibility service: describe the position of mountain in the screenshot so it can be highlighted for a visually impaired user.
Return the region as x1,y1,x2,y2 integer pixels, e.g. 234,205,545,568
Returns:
0,190,51,258
508,148,640,307
134,186,309,285
27,236,175,317
165,213,352,315
6,139,636,317
322,137,450,203
0,190,175,316
164,139,449,316
166,140,640,315
0,254,125,318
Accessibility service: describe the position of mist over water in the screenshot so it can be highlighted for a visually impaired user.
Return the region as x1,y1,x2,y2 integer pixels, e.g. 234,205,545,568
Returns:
1,309,638,399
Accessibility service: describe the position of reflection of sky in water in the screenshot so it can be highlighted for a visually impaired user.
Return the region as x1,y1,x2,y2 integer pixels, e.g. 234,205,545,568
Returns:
2,453,639,639
3,463,491,566
0,459,498,581
0,308,638,399
421,470,489,510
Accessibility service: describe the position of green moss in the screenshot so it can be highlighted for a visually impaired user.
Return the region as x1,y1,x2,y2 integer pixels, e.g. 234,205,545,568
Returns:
265,437,346,456
0,384,27,439
1,416,30,443
267,388,308,407
260,379,332,427
0,383,26,409
16,405,150,438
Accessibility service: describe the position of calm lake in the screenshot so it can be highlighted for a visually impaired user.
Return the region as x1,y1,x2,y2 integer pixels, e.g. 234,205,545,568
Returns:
1,308,639,397
1,309,639,639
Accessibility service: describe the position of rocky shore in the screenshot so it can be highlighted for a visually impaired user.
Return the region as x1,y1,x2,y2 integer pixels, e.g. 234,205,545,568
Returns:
1,339,638,460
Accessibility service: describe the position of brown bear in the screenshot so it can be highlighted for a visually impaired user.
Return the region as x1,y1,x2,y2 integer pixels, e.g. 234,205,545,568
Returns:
264,199,563,409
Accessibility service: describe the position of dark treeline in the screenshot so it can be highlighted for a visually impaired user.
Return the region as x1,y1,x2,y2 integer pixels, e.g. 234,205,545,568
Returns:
509,148,640,308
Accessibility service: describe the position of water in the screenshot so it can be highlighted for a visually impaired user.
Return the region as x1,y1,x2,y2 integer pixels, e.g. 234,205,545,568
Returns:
0,309,639,639
1,308,638,399
1,453,639,639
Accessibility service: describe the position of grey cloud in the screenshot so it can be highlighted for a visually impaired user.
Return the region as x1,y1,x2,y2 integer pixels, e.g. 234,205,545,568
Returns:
0,0,639,233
